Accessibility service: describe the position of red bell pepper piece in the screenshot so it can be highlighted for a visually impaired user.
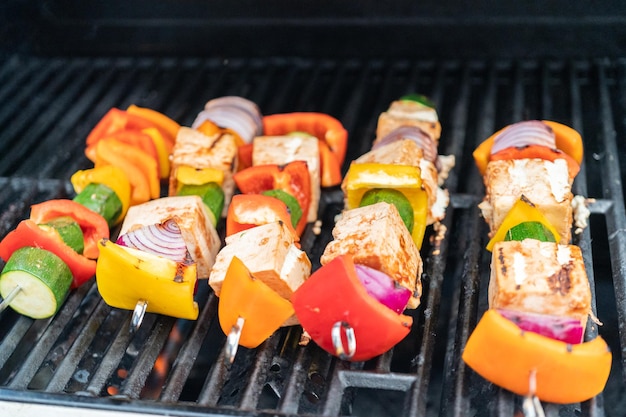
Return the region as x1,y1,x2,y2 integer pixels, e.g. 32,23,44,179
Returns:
292,254,412,362
0,220,96,288
30,199,110,259
226,194,298,239
233,161,311,236
490,144,580,178
262,112,348,187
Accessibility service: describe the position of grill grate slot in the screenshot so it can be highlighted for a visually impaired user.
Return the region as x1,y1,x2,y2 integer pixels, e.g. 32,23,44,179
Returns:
0,56,624,417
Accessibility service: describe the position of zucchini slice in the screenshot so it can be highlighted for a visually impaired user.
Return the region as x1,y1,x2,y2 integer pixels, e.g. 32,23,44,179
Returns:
39,216,85,254
359,188,415,233
73,182,123,228
0,246,73,319
177,182,224,226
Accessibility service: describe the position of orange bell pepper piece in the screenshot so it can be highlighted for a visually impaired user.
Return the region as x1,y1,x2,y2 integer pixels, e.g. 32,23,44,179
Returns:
263,113,348,187
93,138,160,205
462,309,611,404
126,104,180,148
142,127,171,179
490,145,580,178
226,194,299,239
30,199,110,260
85,130,159,171
473,120,583,176
292,254,412,362
218,256,294,348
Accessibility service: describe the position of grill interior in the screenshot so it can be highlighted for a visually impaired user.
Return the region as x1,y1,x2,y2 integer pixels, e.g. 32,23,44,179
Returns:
0,55,625,416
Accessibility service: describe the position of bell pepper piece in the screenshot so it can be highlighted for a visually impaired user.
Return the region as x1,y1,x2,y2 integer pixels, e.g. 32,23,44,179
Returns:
93,138,160,204
30,199,110,259
218,256,294,348
0,220,96,288
141,127,171,179
226,194,298,239
490,145,580,178
197,119,245,147
87,108,157,146
71,166,132,225
175,166,224,189
343,162,428,249
473,120,583,176
126,104,180,148
262,113,348,187
237,143,254,171
85,130,159,170
233,161,311,236
486,195,561,251
292,254,412,362
96,239,198,320
462,309,611,404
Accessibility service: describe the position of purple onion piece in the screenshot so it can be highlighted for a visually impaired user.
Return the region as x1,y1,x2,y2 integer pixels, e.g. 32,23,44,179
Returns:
116,219,189,263
373,126,438,165
498,308,584,344
192,96,263,143
354,264,411,314
490,120,555,155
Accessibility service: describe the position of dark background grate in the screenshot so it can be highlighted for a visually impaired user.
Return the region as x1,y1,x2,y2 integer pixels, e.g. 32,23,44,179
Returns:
0,56,625,417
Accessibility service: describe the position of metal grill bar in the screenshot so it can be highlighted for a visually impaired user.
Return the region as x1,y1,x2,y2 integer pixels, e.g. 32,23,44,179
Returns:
0,56,624,417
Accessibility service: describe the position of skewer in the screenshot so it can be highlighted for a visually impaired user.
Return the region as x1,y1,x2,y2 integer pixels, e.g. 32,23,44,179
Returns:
0,285,22,314
331,321,356,360
522,370,545,417
226,316,245,364
130,299,148,333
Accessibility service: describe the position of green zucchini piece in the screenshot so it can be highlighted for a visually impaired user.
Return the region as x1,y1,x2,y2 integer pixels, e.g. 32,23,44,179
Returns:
0,246,73,319
399,93,436,109
73,182,122,228
504,221,557,243
262,189,303,229
177,182,225,226
359,188,414,233
39,216,85,254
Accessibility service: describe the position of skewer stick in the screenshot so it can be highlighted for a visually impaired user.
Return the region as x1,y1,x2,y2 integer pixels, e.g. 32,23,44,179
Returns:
331,321,356,360
522,369,545,417
130,299,148,333
226,316,245,364
0,285,22,314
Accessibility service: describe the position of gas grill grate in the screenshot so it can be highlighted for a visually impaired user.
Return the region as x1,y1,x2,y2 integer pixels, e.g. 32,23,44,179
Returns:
0,56,625,417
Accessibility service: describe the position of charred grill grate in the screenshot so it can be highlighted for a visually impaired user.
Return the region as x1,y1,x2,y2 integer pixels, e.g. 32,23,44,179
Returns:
0,56,624,416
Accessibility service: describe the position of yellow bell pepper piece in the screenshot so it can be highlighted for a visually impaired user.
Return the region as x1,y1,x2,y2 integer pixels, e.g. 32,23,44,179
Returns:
343,162,429,249
96,239,199,320
142,127,171,179
218,256,294,348
175,165,224,191
486,195,561,251
71,166,131,225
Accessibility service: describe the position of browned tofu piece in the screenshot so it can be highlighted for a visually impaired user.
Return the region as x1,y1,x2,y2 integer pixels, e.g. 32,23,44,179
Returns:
119,196,221,279
489,239,591,326
478,158,573,243
375,99,441,143
168,126,238,215
252,135,320,223
321,202,423,309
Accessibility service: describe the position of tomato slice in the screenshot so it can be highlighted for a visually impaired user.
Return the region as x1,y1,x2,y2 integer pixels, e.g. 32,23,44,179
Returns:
233,161,311,235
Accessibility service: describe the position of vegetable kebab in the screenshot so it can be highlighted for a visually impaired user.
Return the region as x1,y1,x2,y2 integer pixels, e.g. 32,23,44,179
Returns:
96,97,262,329
292,94,454,361
462,120,611,408
209,112,350,361
0,105,180,320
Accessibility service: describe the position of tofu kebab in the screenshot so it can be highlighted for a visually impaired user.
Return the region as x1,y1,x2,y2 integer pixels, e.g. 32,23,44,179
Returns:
209,112,349,362
292,95,454,362
96,97,263,329
462,120,612,406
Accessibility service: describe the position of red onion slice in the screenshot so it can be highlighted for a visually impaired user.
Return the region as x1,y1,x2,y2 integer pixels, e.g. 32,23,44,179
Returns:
373,126,439,165
490,120,555,155
192,96,263,143
355,264,411,314
116,219,190,263
498,309,584,344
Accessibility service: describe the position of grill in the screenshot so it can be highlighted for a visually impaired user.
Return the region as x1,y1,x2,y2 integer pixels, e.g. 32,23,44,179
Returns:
1,27,626,417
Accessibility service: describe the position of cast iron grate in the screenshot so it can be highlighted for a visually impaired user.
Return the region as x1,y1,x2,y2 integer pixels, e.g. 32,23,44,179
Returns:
0,56,624,416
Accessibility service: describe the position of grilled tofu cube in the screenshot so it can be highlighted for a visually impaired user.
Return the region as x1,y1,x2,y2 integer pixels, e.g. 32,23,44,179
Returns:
253,135,320,223
478,158,573,243
375,99,441,143
489,239,591,326
321,202,423,309
209,221,311,301
119,195,221,279
169,126,238,215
